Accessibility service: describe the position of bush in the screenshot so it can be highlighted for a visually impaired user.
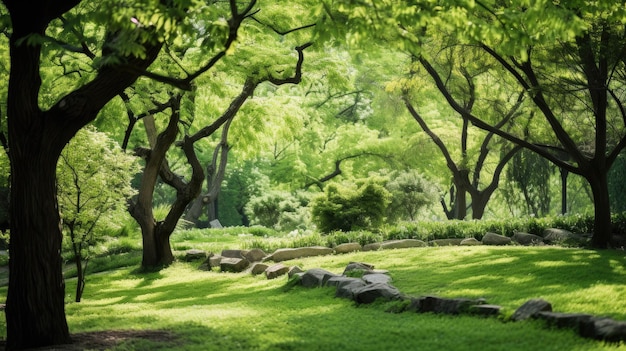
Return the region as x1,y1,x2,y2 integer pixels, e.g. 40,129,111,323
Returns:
312,180,391,233
245,190,312,231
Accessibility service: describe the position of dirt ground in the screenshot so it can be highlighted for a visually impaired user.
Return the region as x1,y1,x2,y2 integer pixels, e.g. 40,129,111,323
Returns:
0,330,177,350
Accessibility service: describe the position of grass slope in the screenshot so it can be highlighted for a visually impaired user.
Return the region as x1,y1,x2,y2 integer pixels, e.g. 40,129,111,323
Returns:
1,246,625,350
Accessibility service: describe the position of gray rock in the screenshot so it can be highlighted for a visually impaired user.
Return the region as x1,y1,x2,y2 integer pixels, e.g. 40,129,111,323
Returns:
579,317,626,342
536,311,593,329
268,246,334,262
184,249,207,261
197,253,215,271
482,232,512,246
334,242,362,254
379,239,427,250
543,228,580,244
409,296,485,315
335,279,368,300
342,262,375,276
513,232,544,246
511,298,552,321
288,266,304,278
353,283,402,304
429,238,463,246
362,273,392,285
250,263,269,275
265,263,290,279
244,248,267,263
220,257,250,273
460,238,481,246
300,268,337,288
221,249,246,259
209,219,223,228
362,243,381,251
469,304,502,316
209,254,223,268
326,276,363,288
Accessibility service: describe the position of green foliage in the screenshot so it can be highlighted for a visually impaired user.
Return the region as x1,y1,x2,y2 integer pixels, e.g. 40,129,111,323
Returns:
57,126,140,299
245,190,313,231
506,149,553,216
609,153,626,213
385,169,438,221
312,179,391,233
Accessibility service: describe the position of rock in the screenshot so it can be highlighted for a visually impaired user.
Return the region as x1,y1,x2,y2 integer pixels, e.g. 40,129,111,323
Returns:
209,219,223,228
265,263,290,279
288,266,304,278
379,239,427,250
429,238,463,246
536,311,593,329
469,304,502,317
220,257,250,273
209,255,223,268
300,268,337,288
353,283,402,304
335,279,368,300
221,249,247,259
184,249,207,261
460,238,481,246
408,296,485,315
326,276,363,288
579,317,626,342
250,263,269,275
198,253,221,271
244,248,267,263
513,232,544,246
362,243,381,251
268,246,334,262
542,228,588,245
481,232,512,246
362,273,392,285
511,298,552,321
334,242,362,254
342,262,375,276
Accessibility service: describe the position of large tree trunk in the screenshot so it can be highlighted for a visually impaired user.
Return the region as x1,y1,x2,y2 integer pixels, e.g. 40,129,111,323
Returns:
6,141,70,349
587,169,612,248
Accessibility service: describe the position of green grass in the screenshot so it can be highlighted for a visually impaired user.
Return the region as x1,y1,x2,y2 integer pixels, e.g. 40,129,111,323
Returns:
1,245,625,350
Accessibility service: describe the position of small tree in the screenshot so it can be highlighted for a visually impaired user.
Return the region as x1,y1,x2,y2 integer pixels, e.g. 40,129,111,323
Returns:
312,179,391,233
245,190,312,231
385,170,438,221
57,126,139,302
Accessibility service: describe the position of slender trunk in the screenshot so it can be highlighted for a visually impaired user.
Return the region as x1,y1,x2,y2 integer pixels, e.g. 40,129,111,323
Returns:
74,254,84,303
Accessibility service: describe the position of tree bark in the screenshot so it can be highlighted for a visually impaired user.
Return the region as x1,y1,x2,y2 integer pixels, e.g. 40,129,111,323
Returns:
588,166,612,248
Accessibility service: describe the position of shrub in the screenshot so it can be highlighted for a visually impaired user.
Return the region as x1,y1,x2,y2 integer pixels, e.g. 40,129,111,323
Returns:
245,190,312,231
312,180,391,233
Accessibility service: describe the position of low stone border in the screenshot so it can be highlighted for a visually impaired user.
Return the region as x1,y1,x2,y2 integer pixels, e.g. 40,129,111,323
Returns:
186,229,624,342
290,262,626,343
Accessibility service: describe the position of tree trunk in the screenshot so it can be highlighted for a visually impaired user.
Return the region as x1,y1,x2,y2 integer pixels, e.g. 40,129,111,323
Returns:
6,140,70,349
587,169,612,248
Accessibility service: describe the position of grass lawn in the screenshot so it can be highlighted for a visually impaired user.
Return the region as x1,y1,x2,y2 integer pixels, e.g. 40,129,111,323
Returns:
1,245,625,350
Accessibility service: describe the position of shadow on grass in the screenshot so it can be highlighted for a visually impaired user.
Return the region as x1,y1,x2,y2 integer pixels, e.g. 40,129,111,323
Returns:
59,247,626,350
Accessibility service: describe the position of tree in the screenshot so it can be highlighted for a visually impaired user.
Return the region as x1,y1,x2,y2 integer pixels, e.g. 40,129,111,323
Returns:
506,148,553,216
318,1,626,247
401,51,524,219
385,169,437,221
1,0,172,346
57,126,139,302
312,178,391,232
